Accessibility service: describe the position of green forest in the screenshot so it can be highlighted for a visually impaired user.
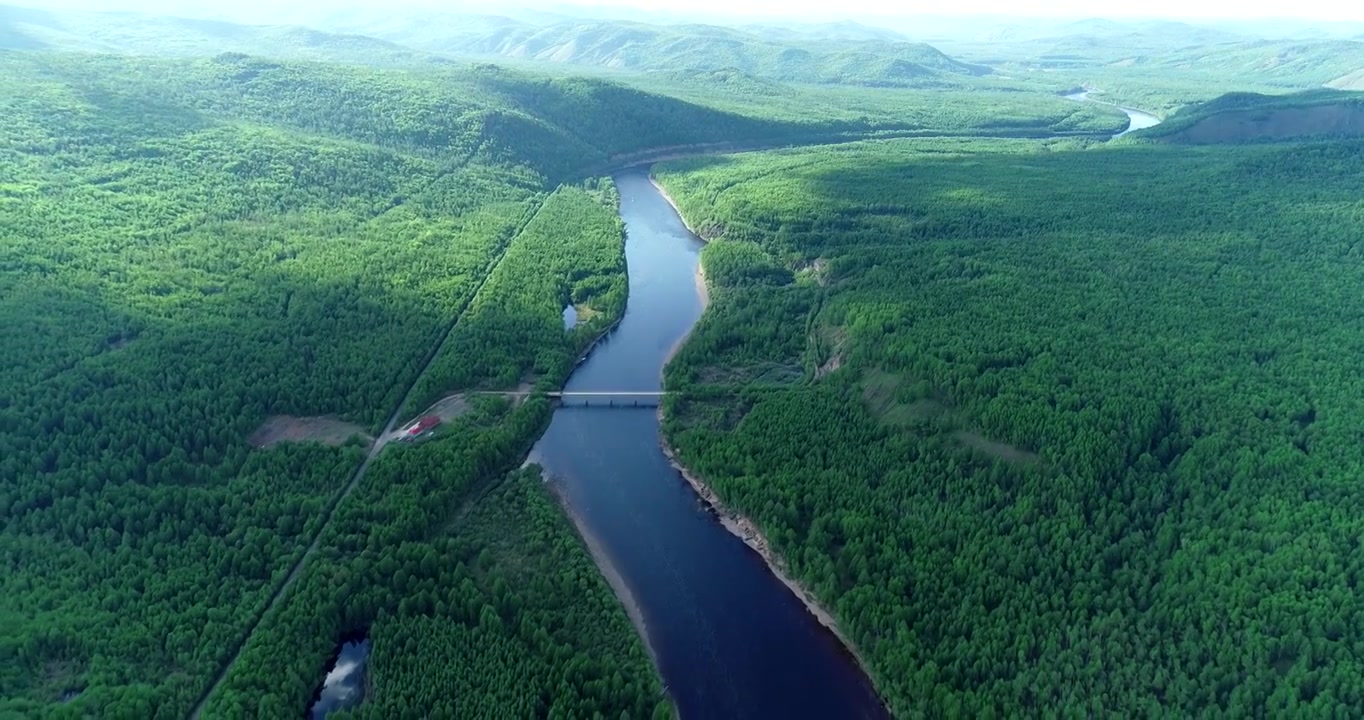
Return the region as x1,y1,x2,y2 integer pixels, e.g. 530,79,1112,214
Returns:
656,133,1364,716
0,51,678,717
6,2,1364,717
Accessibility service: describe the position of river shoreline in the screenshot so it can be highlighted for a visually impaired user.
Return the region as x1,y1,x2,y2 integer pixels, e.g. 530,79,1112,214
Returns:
652,174,886,708
653,174,710,372
547,480,660,667
648,175,704,238
647,174,709,315
1064,89,1162,138
656,432,884,703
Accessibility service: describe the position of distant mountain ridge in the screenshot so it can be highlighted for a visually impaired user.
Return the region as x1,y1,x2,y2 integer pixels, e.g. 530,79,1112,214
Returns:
312,11,992,87
1122,39,1364,87
0,3,439,65
0,3,992,89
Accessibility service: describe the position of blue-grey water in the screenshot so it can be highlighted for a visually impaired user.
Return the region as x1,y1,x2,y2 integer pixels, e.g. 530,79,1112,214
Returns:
1066,91,1162,137
307,637,369,719
529,167,886,719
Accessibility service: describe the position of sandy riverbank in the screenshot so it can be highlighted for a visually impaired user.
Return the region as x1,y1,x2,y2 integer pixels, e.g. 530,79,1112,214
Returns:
654,170,710,371
547,479,660,668
649,175,705,239
653,244,881,696
647,172,708,312
646,171,709,310
652,166,886,707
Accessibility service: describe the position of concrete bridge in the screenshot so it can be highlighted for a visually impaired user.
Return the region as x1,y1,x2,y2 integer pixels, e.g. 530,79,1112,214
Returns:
473,390,672,408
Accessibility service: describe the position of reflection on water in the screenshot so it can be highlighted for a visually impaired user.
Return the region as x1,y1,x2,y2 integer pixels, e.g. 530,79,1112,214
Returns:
527,168,887,719
562,304,579,329
308,637,369,719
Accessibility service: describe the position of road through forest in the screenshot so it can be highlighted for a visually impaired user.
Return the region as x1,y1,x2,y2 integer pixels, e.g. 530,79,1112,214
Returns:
188,199,547,719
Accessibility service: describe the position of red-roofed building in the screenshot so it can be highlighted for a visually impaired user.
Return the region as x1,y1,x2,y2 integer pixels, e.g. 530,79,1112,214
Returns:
405,415,441,439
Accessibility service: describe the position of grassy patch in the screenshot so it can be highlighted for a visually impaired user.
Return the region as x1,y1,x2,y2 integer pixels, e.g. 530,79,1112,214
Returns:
698,362,804,386
952,430,1040,465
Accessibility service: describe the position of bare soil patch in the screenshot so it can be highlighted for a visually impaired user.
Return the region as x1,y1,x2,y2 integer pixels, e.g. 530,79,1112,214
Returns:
249,415,370,450
573,303,600,324
815,353,844,379
814,324,848,380
383,383,535,445
672,396,752,432
861,368,914,424
797,257,832,287
426,394,473,421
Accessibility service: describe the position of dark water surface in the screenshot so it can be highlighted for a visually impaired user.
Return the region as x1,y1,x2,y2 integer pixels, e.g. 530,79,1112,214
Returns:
307,637,369,719
529,168,886,719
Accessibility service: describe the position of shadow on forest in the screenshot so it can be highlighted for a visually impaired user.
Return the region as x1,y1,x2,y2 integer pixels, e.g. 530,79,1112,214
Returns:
775,139,1364,254
672,134,1364,476
0,5,54,50
70,85,214,141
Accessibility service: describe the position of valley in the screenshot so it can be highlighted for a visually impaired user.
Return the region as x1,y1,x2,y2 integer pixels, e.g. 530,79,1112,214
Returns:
3,2,1364,718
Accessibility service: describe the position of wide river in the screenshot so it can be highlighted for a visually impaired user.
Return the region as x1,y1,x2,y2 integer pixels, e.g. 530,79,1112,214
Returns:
528,167,887,719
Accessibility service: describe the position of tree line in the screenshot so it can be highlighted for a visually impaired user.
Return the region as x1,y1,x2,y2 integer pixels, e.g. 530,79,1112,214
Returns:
656,134,1364,716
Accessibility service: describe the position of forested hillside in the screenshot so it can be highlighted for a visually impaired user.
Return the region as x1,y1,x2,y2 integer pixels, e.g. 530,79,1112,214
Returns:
2,4,989,89
1055,40,1364,116
13,5,1355,717
934,17,1364,117
657,134,1364,716
1135,89,1364,142
0,3,437,65
0,51,699,717
202,185,664,719
313,11,992,89
0,5,1129,139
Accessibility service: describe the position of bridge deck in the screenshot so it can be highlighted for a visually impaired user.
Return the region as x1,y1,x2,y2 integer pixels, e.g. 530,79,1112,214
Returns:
467,390,670,407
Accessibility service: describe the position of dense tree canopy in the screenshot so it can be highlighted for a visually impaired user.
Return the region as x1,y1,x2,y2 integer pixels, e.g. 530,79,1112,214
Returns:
3,31,1288,717
657,135,1364,717
0,52,665,717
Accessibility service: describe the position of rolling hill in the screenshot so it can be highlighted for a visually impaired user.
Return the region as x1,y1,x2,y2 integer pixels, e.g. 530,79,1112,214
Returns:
933,18,1248,66
0,3,441,65
1136,88,1364,143
2,4,995,89
1128,39,1364,88
312,11,993,88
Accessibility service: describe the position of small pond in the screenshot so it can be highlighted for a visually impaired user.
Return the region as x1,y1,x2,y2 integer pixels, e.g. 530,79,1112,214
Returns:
307,636,370,719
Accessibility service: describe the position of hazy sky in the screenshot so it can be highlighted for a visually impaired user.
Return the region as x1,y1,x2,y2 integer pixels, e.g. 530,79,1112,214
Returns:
559,0,1362,21
36,0,1364,22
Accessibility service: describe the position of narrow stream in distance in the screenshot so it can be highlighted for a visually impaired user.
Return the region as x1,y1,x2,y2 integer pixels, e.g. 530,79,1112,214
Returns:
1066,90,1162,137
528,167,886,719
